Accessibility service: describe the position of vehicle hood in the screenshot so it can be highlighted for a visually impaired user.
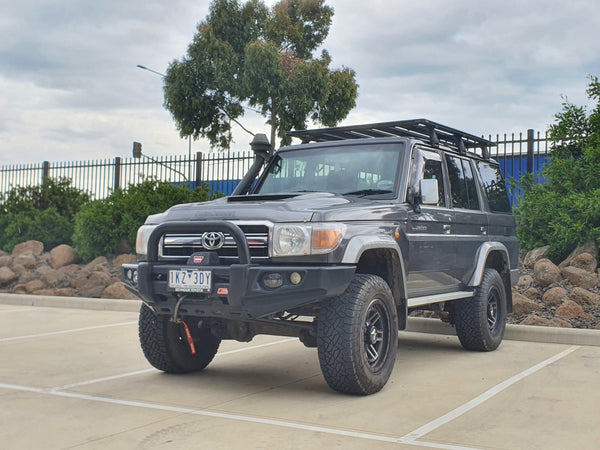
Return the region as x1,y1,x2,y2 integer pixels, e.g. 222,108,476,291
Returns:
145,192,402,224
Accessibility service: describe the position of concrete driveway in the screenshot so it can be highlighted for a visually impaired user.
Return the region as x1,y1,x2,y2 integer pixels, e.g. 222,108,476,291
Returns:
0,296,599,449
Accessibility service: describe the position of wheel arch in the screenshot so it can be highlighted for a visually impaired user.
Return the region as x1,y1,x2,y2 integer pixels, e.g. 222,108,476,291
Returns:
467,242,514,313
342,236,408,329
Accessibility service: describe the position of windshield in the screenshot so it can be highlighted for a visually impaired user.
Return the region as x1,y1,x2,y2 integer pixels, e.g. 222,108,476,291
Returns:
254,142,404,197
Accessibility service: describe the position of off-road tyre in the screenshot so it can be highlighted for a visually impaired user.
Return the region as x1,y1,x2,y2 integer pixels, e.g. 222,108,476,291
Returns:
455,268,507,352
317,274,398,395
139,304,221,373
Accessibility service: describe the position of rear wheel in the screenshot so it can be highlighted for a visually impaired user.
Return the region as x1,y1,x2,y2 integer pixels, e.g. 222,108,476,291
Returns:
455,268,507,351
139,304,221,373
317,274,398,395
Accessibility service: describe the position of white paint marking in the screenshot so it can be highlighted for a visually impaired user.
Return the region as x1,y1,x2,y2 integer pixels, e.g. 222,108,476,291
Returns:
0,321,137,343
398,438,482,450
217,338,297,356
0,336,579,449
51,338,297,391
0,382,402,444
52,369,157,391
402,346,580,442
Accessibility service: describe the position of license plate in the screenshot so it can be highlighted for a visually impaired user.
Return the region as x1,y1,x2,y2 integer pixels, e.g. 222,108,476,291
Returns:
168,269,212,293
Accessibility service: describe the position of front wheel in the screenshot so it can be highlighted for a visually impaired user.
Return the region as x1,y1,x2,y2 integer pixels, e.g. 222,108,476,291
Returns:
139,304,221,373
317,274,398,395
454,268,507,351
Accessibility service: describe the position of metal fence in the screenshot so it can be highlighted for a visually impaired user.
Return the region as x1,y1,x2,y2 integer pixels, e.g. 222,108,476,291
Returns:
0,130,551,201
0,151,255,200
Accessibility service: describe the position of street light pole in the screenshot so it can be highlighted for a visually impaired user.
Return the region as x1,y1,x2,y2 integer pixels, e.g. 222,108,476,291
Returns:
136,64,193,185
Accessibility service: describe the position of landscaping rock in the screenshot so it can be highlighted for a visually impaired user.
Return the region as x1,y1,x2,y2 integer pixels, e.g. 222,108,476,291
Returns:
564,253,598,273
523,246,550,269
13,284,27,294
0,267,18,286
50,245,78,269
561,266,598,290
85,256,109,272
556,300,594,319
570,287,600,306
523,287,541,300
77,271,111,298
13,251,37,270
25,279,44,294
39,267,60,286
114,254,137,267
511,292,542,316
516,275,534,289
16,270,36,284
519,315,573,328
559,240,599,268
0,255,12,267
542,287,568,308
52,288,77,297
533,258,562,288
12,240,44,257
101,282,139,300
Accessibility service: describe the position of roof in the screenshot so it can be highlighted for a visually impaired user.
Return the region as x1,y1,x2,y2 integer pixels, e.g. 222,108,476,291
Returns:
287,119,496,160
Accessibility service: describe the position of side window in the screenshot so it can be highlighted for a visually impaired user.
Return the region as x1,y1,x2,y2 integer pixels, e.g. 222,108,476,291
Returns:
476,161,511,213
445,155,480,210
408,148,445,207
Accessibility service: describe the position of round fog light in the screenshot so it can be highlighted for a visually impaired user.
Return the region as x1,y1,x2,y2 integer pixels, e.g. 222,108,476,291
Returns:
262,273,284,289
290,272,302,285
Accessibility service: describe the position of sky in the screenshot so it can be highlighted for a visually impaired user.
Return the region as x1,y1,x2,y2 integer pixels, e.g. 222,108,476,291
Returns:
1,0,599,165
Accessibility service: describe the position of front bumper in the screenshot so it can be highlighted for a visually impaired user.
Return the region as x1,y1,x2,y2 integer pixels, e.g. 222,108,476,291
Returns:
122,220,355,319
123,262,355,319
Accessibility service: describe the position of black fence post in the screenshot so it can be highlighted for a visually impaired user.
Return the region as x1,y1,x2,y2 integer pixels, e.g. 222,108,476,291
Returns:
114,157,121,191
527,129,534,173
42,161,50,185
196,152,203,188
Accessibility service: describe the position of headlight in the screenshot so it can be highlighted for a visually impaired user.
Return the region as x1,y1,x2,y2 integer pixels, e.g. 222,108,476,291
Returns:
136,224,157,258
270,223,346,257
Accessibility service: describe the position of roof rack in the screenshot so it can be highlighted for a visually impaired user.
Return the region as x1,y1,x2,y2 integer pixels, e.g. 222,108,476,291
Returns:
287,119,495,159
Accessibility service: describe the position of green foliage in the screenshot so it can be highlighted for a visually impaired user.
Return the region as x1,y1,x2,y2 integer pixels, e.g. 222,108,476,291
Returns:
164,0,357,151
515,75,600,261
73,180,218,260
0,178,90,252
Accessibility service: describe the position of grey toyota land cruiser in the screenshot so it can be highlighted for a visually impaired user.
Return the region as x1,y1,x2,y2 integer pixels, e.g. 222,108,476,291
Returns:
123,119,519,395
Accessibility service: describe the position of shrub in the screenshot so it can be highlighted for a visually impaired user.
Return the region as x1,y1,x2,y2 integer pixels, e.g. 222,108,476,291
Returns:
0,178,90,252
73,180,219,260
515,75,600,261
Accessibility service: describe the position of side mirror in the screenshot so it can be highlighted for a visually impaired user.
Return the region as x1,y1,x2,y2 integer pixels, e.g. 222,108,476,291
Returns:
420,179,440,205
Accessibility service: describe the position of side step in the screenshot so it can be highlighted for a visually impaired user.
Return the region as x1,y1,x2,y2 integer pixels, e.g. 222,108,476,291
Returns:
407,291,473,308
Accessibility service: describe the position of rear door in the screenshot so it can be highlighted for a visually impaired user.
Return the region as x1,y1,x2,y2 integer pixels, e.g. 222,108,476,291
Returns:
444,154,488,284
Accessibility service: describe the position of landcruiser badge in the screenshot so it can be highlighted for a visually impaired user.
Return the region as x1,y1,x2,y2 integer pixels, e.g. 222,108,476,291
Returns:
193,256,205,264
201,232,225,250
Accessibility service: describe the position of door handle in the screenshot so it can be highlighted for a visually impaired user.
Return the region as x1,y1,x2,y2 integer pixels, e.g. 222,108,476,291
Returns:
443,224,451,234
480,226,488,236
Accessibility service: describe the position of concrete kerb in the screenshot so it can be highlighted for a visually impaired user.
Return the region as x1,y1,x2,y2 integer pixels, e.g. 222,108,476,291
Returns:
1,293,600,347
0,293,141,313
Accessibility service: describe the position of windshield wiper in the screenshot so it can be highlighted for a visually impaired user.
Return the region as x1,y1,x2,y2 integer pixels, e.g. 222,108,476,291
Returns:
342,189,393,197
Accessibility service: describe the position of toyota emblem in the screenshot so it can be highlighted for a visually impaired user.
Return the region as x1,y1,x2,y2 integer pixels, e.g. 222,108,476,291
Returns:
201,232,225,250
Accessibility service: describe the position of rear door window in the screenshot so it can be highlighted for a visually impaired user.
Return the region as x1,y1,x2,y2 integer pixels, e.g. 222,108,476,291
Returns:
476,161,511,213
446,155,480,210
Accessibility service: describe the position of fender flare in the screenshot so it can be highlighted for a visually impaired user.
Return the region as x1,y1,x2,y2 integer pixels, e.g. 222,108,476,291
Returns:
341,235,408,327
467,241,511,287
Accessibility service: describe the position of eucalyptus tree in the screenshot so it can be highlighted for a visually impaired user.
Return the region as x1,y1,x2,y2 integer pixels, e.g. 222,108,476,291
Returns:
164,0,358,150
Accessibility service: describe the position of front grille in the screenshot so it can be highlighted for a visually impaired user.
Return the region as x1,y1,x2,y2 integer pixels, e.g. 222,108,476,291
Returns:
160,224,269,261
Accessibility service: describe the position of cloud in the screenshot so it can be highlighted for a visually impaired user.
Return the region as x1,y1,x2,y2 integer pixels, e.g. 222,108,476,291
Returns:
1,0,599,165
